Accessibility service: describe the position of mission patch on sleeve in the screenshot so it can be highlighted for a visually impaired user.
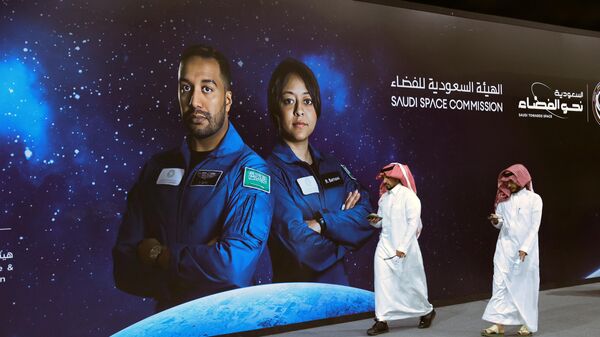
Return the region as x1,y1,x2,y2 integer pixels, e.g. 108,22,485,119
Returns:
243,167,271,193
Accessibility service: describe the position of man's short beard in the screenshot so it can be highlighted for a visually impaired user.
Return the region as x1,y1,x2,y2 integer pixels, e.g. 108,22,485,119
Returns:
186,104,226,140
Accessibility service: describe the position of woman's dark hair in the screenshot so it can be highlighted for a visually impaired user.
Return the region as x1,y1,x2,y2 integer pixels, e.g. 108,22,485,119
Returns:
267,58,321,128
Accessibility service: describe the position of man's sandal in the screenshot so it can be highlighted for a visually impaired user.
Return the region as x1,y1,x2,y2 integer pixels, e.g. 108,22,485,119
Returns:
517,325,533,336
481,325,504,337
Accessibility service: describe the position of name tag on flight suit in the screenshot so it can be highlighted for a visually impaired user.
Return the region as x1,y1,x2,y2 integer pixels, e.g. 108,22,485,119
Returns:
190,170,223,186
297,176,319,195
321,172,344,188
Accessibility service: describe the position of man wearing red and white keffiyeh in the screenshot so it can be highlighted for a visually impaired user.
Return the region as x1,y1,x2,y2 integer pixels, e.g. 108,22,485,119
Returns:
367,162,435,336
482,164,543,337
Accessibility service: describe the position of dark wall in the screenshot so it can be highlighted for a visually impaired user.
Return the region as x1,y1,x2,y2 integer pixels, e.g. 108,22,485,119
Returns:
1,1,599,336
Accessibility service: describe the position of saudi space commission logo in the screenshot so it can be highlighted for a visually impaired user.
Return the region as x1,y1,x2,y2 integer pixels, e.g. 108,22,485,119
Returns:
593,82,600,126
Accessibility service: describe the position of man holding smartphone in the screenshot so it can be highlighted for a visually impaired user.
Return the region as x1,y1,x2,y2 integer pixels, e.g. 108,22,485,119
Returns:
482,164,543,337
366,162,435,335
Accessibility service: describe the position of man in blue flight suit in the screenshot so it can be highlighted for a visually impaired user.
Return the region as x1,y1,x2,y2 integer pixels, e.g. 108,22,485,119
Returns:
266,58,374,285
113,45,273,310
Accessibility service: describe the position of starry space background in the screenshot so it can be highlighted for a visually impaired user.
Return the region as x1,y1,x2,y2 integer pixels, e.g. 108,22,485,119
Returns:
1,0,600,336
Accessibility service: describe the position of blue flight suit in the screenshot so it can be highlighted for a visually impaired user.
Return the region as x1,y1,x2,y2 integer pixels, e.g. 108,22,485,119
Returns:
113,123,273,310
267,141,374,285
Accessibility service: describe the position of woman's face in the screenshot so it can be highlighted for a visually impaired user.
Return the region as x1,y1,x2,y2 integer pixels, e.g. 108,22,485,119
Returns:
278,73,317,143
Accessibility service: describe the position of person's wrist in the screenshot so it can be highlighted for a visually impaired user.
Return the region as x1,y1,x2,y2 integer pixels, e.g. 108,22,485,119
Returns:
157,246,170,269
317,216,327,233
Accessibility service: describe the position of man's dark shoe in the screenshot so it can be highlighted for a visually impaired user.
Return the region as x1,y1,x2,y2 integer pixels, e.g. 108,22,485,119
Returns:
367,319,389,335
418,309,436,329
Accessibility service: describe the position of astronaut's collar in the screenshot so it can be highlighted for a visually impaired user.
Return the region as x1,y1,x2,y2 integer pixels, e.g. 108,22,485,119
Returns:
272,140,323,165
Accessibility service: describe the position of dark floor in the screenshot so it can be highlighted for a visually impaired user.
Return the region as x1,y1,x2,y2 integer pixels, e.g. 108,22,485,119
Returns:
268,282,600,337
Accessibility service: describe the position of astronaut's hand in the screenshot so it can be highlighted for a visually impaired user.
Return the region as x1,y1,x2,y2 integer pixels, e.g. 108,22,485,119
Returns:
306,220,321,234
396,250,406,258
343,190,361,210
156,246,170,270
137,238,161,266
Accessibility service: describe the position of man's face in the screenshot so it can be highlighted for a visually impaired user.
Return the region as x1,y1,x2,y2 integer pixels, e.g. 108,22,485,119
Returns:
507,180,520,193
178,56,232,140
383,176,400,191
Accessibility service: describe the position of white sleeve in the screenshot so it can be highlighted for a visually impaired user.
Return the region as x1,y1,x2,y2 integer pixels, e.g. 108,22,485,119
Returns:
519,194,543,254
395,192,421,253
492,203,504,229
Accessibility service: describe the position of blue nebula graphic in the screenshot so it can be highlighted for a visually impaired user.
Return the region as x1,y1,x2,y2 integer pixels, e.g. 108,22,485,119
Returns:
0,56,52,161
303,54,349,115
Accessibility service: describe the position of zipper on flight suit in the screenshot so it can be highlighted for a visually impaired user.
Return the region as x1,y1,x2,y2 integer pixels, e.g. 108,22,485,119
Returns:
175,155,212,242
299,160,328,213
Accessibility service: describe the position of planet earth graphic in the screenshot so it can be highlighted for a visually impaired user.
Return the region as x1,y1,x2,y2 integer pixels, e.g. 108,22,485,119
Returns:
112,282,374,336
586,268,600,279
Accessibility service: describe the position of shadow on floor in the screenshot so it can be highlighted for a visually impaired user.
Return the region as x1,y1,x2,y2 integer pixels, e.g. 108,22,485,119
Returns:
545,289,600,297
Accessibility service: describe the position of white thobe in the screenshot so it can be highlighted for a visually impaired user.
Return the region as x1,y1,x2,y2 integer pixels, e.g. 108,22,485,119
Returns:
373,184,433,321
483,188,543,332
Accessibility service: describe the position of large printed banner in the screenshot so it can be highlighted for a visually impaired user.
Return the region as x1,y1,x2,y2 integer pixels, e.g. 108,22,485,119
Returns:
1,1,600,336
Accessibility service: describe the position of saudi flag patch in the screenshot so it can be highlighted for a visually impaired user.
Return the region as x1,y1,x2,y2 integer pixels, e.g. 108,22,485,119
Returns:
243,167,271,193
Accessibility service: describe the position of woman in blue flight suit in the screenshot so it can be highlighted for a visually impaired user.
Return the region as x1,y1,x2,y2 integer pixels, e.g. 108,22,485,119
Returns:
266,58,374,285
